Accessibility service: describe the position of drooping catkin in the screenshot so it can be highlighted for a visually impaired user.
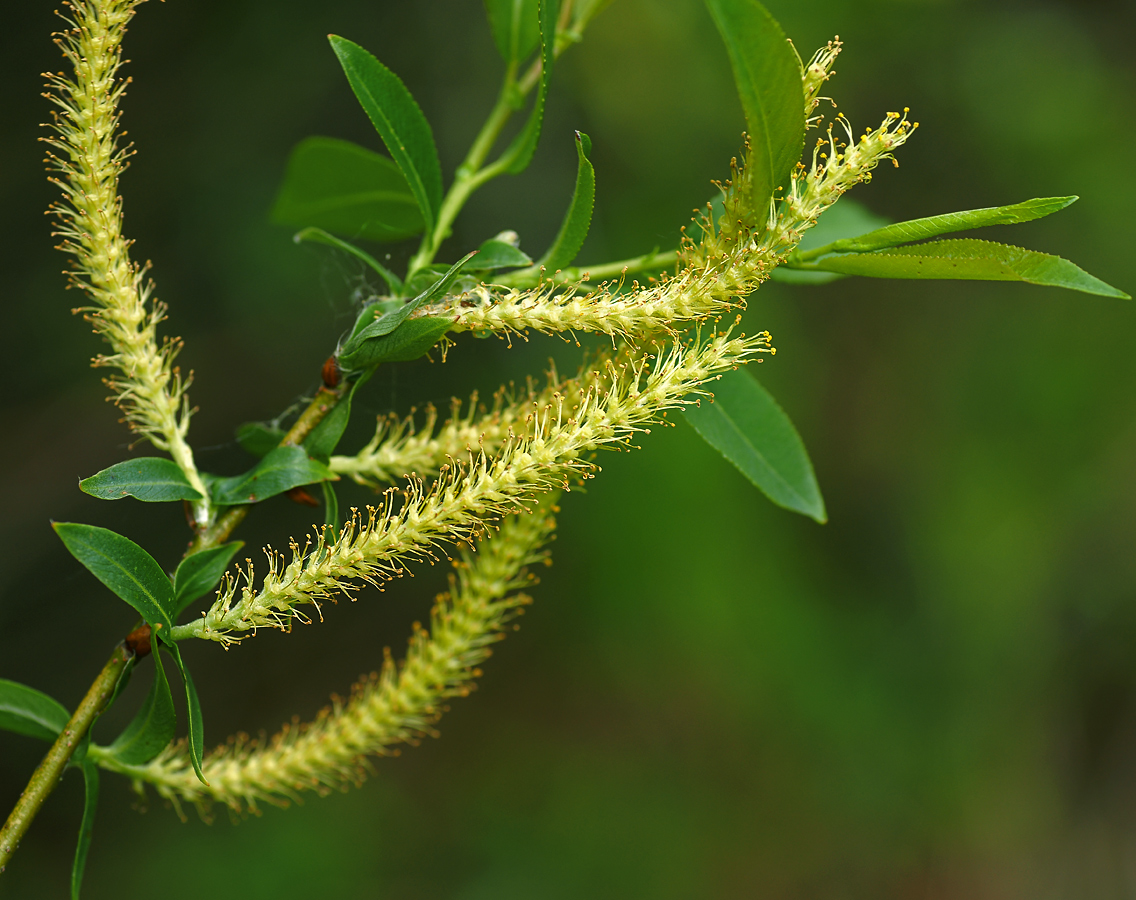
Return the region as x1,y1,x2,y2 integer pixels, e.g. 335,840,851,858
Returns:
98,499,558,814
43,0,210,515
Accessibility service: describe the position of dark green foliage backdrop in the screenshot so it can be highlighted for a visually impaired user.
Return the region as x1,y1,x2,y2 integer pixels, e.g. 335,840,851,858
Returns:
2,0,1135,895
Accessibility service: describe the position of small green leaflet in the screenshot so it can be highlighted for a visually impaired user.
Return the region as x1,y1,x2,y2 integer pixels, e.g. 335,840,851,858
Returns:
271,136,424,243
497,0,558,174
484,0,540,63
473,238,532,270
338,252,476,371
104,655,138,717
686,368,826,522
104,647,176,766
79,457,202,503
71,760,99,900
165,642,208,785
772,198,890,285
795,196,1078,260
173,542,244,615
705,0,804,220
304,369,375,464
343,252,476,348
236,421,286,458
208,445,337,506
330,36,444,232
804,238,1130,298
537,131,595,271
294,226,402,294
339,317,453,370
53,523,175,632
0,679,70,742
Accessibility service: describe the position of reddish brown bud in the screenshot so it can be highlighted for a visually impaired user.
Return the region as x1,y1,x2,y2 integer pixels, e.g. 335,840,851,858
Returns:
321,355,341,388
124,623,152,658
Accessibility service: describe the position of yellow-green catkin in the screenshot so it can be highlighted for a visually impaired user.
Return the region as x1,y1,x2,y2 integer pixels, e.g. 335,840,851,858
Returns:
170,330,770,644
98,501,558,814
44,0,210,521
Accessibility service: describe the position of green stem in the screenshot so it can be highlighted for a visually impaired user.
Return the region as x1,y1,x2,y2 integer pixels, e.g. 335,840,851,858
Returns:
0,643,131,873
407,63,520,278
499,248,679,289
406,16,584,279
185,382,350,556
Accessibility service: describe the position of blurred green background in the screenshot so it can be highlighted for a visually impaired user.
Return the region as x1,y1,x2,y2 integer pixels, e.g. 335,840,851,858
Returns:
2,0,1135,896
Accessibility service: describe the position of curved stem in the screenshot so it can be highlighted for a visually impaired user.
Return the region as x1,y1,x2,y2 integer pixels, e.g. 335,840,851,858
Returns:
498,248,679,289
406,13,587,279
407,64,519,278
0,644,131,873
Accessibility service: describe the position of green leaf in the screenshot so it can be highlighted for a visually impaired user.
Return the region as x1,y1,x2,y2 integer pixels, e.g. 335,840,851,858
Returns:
484,0,540,62
165,643,207,785
797,196,1079,260
104,648,175,766
497,0,558,174
209,445,338,507
344,251,476,350
537,131,595,271
322,481,340,541
294,226,402,294
271,136,425,243
79,458,203,503
338,316,453,370
104,656,137,718
0,679,70,742
236,422,286,459
329,36,444,232
473,238,532,270
53,524,175,633
804,238,1131,298
304,368,375,463
705,0,805,218
173,542,244,615
685,368,826,522
338,251,476,371
772,198,890,285
71,760,99,900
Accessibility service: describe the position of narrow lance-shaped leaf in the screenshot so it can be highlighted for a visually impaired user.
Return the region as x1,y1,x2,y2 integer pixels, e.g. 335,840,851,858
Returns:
294,226,402,294
104,647,176,766
537,131,595,271
165,642,208,786
685,368,826,522
304,368,376,463
338,251,478,371
497,0,559,174
271,136,425,243
79,457,202,503
173,542,244,615
796,196,1079,260
484,0,540,62
71,760,99,900
0,679,70,742
340,317,453,370
772,197,890,285
53,523,175,632
209,445,338,507
705,0,805,218
805,238,1130,298
329,36,444,232
343,251,478,348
